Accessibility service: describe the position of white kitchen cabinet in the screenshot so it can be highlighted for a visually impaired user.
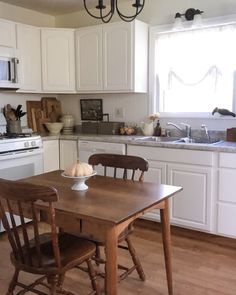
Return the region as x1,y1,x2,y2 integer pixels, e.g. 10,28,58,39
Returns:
127,145,214,231
75,20,148,93
168,163,212,231
103,20,148,92
59,139,78,170
217,153,236,237
41,28,75,92
43,140,59,173
75,26,102,91
0,19,16,48
16,24,41,92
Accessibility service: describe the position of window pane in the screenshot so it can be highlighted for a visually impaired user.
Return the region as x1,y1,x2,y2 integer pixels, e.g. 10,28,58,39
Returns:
155,25,236,113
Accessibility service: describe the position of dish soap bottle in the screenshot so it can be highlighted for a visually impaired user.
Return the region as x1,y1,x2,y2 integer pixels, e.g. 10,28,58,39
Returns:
154,120,162,136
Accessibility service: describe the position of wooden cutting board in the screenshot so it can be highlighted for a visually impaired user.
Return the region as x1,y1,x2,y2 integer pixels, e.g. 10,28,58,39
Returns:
26,101,42,131
41,97,62,121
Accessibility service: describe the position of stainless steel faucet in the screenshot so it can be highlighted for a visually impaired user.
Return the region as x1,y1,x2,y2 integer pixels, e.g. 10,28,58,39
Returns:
167,122,191,138
201,124,210,142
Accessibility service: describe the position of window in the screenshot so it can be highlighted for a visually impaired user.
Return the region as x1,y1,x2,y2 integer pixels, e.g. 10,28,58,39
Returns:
151,22,236,115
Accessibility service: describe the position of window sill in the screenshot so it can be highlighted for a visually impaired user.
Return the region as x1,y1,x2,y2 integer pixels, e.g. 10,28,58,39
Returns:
159,112,236,119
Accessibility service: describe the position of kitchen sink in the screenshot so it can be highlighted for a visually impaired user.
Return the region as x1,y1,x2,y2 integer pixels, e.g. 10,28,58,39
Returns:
174,137,222,144
134,136,181,142
134,136,222,145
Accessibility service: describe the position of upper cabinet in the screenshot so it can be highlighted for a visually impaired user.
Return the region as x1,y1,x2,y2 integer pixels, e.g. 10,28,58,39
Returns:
16,24,41,92
0,19,16,48
75,26,103,91
75,20,148,93
41,29,76,92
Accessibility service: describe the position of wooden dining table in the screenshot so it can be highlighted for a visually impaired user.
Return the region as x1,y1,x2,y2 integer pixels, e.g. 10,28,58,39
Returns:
21,170,182,295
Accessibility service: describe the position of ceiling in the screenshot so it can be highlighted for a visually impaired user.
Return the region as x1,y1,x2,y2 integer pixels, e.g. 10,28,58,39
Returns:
0,0,119,16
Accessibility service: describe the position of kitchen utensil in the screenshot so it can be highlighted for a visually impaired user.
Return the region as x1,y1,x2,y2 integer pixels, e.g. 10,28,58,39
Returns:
26,101,42,130
41,97,62,120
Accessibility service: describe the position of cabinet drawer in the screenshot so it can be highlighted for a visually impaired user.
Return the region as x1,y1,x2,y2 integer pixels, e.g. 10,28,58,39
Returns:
217,203,236,237
219,169,236,202
219,153,236,168
128,145,213,166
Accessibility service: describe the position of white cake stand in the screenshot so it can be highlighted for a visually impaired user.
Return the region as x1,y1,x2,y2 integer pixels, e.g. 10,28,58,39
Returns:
61,171,97,191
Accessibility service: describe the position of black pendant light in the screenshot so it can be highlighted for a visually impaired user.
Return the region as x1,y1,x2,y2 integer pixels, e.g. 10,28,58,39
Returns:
83,0,145,23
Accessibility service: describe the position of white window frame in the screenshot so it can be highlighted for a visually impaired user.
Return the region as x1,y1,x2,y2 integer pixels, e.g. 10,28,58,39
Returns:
149,14,236,119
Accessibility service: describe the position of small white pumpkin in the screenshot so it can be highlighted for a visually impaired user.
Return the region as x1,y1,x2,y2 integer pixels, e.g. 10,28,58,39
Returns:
64,161,93,177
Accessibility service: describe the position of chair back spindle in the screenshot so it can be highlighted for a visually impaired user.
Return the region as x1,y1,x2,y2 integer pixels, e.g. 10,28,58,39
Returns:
88,154,149,182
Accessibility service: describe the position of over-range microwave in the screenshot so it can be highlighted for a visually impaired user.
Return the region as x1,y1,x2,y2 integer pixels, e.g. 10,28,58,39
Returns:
0,56,20,90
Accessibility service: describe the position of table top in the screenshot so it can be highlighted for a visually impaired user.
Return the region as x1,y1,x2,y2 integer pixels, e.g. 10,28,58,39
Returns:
22,170,182,225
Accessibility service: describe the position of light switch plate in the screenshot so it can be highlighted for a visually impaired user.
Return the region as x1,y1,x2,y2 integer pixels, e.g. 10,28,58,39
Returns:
114,107,125,119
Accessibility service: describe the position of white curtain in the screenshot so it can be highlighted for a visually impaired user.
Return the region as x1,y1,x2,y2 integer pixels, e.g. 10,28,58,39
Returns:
155,24,236,112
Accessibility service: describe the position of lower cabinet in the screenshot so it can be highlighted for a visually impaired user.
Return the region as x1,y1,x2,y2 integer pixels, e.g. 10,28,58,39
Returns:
127,145,214,232
43,140,59,173
168,163,212,231
217,153,236,238
59,139,78,170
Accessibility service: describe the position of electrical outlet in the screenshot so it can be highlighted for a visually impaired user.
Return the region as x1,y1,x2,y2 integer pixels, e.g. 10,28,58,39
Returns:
114,107,125,119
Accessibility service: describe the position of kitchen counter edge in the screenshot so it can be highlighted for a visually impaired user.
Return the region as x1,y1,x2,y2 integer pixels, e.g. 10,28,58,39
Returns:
40,134,236,153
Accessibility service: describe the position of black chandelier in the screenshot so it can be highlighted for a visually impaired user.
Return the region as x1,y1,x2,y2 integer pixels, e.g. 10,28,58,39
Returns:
83,0,145,23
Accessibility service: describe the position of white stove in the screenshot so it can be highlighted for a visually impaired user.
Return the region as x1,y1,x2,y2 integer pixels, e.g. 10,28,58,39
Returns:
0,133,43,233
0,133,42,155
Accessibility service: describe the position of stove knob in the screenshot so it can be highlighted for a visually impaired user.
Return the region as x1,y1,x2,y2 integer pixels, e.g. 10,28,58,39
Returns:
24,142,30,148
31,141,36,146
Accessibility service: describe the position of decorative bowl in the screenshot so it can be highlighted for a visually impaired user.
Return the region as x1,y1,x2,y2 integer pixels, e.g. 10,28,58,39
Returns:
61,171,97,191
45,122,64,135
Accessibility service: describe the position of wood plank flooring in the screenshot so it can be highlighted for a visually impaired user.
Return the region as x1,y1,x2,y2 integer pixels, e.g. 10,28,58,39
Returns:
0,220,236,295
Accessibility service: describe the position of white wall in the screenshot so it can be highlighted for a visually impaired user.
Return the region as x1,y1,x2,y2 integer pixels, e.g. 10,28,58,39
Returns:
0,2,55,27
59,93,148,125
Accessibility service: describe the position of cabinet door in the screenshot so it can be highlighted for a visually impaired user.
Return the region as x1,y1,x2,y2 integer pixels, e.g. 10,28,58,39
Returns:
43,140,59,173
17,24,41,92
41,29,75,92
75,27,102,91
217,203,236,237
217,168,236,237
127,145,166,222
168,164,212,231
0,19,16,48
103,22,132,91
59,140,78,170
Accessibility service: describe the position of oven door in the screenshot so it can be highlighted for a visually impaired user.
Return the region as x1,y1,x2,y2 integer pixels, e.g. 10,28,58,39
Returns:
0,148,43,180
0,148,43,233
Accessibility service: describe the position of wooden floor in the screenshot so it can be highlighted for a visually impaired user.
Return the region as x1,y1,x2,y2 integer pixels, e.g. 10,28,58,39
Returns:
1,220,236,295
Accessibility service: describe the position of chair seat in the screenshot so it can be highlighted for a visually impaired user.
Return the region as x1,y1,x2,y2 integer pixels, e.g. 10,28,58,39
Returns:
11,233,96,274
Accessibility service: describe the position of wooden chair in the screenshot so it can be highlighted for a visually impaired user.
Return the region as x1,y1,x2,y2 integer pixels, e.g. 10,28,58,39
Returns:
0,178,100,295
88,153,149,282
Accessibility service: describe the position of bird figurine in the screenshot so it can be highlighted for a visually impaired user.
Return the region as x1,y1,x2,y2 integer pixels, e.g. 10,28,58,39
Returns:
212,107,236,117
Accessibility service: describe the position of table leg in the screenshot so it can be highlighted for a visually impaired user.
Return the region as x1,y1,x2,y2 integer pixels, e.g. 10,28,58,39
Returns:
160,199,173,295
105,226,118,295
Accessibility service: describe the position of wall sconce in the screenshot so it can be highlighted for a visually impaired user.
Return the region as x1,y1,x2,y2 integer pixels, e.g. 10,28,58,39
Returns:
173,8,204,29
175,8,204,21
